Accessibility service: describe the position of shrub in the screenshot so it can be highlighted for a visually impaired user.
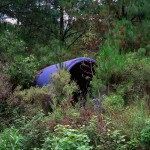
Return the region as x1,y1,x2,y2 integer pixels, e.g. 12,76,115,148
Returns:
48,107,65,123
140,118,150,148
83,115,103,147
102,121,139,149
119,53,150,103
82,116,139,150
49,69,78,109
7,69,78,117
7,55,38,88
15,112,47,149
0,127,26,150
101,129,127,150
108,100,149,139
7,86,51,116
102,94,125,113
42,124,91,150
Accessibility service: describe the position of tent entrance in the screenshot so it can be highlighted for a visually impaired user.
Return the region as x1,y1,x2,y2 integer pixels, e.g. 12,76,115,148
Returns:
69,61,95,94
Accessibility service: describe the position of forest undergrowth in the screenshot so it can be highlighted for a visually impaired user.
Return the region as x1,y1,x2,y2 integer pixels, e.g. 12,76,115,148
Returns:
0,0,150,149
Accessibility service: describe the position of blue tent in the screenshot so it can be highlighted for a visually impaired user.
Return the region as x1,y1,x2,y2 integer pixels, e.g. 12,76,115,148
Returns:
35,57,96,89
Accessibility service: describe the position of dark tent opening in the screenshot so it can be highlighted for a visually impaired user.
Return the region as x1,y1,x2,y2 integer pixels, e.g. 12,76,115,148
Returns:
70,61,95,95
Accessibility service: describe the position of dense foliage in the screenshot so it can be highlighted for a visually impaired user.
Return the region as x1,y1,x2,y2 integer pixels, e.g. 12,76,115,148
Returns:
0,0,150,149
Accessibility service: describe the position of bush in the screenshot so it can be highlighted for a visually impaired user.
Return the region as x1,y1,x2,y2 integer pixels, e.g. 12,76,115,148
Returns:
7,69,78,117
42,124,91,150
7,55,38,88
49,69,78,109
14,112,47,149
7,86,51,117
140,118,150,148
108,100,149,139
119,53,150,103
102,94,125,113
82,116,139,150
0,127,26,150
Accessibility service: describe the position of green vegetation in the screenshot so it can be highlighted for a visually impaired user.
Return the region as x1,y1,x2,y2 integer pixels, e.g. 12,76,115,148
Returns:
0,0,150,149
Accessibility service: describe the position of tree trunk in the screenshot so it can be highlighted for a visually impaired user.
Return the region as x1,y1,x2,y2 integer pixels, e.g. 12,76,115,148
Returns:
60,6,64,42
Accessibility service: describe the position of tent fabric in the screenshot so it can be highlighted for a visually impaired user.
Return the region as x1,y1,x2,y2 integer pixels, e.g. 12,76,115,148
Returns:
35,57,96,87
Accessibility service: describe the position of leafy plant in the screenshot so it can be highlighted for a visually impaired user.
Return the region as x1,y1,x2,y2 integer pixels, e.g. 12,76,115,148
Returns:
7,55,38,88
42,124,91,150
7,86,51,116
0,127,26,150
49,69,78,109
83,116,139,150
102,94,125,113
13,112,47,149
7,69,78,117
108,100,149,139
140,118,150,148
98,119,140,150
116,52,150,104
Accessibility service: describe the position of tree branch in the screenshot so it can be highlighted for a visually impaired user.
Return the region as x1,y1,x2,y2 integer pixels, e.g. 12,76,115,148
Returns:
65,30,82,39
67,31,85,49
